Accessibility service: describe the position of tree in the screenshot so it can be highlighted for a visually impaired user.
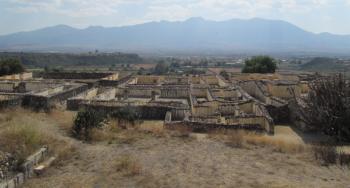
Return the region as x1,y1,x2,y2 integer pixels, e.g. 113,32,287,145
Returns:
153,61,169,75
72,109,105,141
0,59,25,76
292,73,350,142
242,56,277,73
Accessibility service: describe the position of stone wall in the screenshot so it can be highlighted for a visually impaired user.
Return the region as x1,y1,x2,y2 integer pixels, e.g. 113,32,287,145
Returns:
98,74,133,86
266,83,300,100
160,86,189,98
165,121,264,133
239,81,269,103
0,147,48,188
135,76,162,85
22,84,88,111
66,88,98,110
42,72,116,80
83,103,171,120
0,95,22,109
0,72,32,81
0,83,15,93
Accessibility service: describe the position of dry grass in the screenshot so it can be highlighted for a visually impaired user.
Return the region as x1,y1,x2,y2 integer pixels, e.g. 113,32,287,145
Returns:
209,129,306,153
47,110,76,132
112,155,142,176
0,120,52,164
88,119,169,144
312,145,350,166
244,133,306,153
0,108,76,166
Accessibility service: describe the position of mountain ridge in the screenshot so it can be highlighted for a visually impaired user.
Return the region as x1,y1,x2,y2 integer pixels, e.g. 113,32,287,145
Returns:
1,17,350,54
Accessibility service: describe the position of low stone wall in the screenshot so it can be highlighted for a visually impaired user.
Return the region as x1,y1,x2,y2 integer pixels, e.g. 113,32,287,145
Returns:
165,121,264,133
98,74,133,86
82,103,171,120
42,72,116,80
22,84,89,111
0,147,48,188
0,72,32,81
0,95,22,109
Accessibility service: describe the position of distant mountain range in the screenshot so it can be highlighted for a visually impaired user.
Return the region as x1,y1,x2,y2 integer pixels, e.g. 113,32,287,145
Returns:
1,17,350,55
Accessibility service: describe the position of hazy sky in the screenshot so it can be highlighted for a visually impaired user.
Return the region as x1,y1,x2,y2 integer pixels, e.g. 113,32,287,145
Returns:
1,0,350,35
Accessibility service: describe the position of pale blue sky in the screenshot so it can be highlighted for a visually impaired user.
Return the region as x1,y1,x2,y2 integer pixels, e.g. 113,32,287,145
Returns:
1,0,350,35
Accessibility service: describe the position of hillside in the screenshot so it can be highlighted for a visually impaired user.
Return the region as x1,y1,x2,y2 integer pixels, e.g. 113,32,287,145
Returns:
300,57,350,72
1,18,350,54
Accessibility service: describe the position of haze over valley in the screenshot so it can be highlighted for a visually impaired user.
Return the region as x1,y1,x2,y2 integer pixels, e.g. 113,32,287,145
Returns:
1,17,350,55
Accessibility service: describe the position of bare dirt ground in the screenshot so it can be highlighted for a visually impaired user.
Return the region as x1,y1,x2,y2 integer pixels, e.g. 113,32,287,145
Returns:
1,109,349,188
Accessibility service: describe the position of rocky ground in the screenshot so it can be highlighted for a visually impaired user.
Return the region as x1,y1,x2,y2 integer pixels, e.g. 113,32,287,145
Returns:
0,109,349,188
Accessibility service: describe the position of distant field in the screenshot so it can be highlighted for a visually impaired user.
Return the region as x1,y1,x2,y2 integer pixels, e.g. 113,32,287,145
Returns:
209,67,241,74
133,64,156,69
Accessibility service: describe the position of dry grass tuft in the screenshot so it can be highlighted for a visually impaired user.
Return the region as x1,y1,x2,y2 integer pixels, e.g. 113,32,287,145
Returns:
112,155,142,176
244,134,306,153
208,129,306,153
170,126,192,138
225,130,245,148
88,119,165,144
48,110,75,132
312,145,350,166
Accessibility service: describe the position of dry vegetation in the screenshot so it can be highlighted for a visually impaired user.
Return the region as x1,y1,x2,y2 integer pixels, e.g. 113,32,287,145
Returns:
0,108,74,166
209,130,306,154
1,109,350,187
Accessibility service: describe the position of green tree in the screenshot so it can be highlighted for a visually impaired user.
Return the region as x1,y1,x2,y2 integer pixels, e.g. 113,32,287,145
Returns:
0,59,25,76
242,56,277,73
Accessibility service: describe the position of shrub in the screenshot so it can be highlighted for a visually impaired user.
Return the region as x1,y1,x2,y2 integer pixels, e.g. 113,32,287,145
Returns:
242,56,277,73
72,108,105,141
110,107,140,128
292,73,350,142
0,59,25,76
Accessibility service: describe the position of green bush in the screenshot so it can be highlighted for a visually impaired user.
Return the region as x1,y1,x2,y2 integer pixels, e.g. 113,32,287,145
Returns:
72,109,105,141
242,56,277,73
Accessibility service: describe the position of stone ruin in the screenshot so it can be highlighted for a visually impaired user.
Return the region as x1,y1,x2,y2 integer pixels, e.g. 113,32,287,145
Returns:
0,151,16,181
0,71,315,134
67,74,279,134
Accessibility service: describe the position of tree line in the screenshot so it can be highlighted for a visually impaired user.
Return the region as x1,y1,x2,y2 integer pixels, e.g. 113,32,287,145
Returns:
0,52,143,68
